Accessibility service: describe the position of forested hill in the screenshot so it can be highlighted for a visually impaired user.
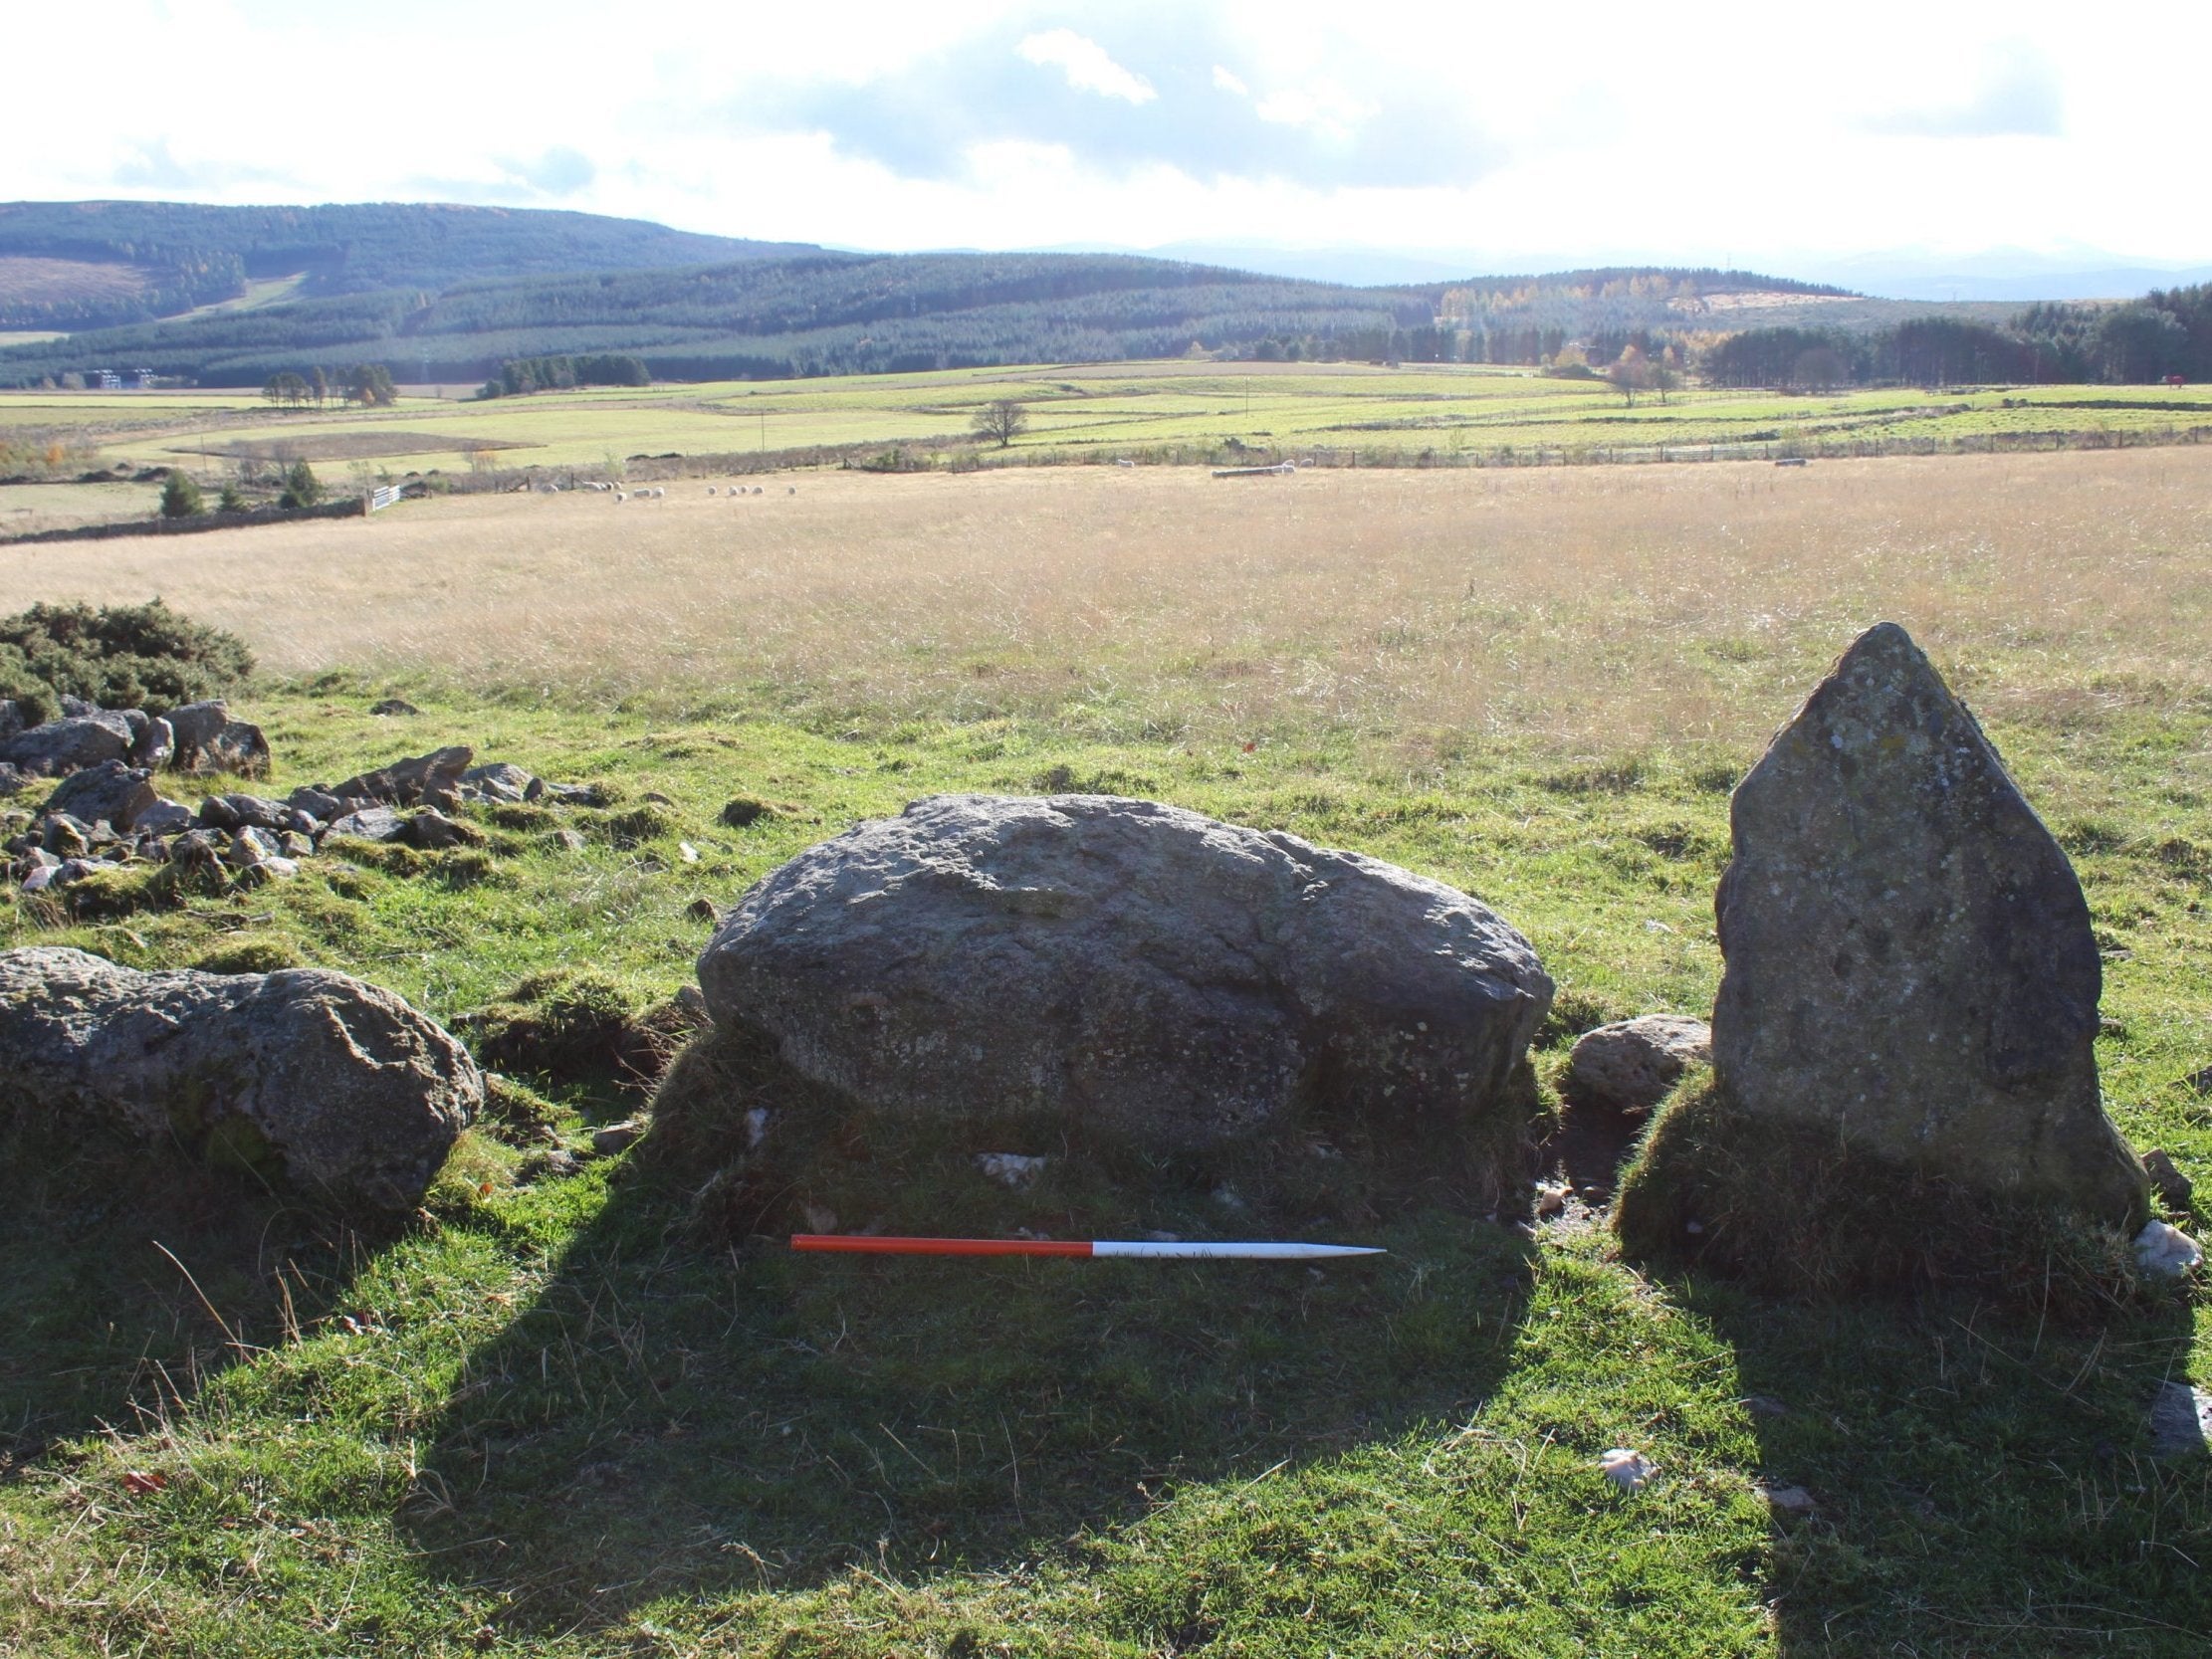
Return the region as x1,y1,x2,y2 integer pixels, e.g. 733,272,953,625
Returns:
0,251,1449,385
0,226,1882,388
0,200,822,329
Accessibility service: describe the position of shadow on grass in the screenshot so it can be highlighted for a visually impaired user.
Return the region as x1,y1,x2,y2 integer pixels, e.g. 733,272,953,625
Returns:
0,1129,370,1463
398,1162,1538,1632
1679,1271,2210,1657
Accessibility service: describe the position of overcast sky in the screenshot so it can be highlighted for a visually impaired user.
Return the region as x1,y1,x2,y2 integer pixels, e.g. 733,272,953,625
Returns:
6,0,2207,276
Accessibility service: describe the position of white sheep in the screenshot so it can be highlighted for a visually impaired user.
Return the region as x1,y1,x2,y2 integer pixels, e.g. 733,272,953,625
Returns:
706,485,718,495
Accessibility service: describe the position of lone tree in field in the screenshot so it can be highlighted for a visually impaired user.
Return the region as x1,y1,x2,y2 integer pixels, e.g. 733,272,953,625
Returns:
279,459,323,509
1607,344,1653,408
971,398,1029,449
159,472,203,518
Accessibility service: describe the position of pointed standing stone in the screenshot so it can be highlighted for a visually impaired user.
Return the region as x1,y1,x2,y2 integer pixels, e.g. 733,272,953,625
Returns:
1618,623,2147,1287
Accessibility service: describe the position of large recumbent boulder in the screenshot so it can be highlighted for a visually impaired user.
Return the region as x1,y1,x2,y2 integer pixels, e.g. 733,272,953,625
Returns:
1616,622,2149,1291
682,794,1553,1218
0,946,479,1212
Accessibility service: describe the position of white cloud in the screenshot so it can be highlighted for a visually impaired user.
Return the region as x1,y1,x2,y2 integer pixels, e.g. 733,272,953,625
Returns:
1,1,2209,273
1014,29,1157,104
1252,81,1370,142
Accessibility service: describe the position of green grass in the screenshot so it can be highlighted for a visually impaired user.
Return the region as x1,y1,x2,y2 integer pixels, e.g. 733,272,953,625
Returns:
2,682,2207,1655
5,364,2208,481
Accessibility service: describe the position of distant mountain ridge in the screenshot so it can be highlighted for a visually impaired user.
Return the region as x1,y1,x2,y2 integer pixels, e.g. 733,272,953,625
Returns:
0,199,2009,390
0,200,821,329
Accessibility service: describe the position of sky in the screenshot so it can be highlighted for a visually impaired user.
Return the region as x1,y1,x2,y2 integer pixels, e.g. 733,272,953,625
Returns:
6,0,2209,281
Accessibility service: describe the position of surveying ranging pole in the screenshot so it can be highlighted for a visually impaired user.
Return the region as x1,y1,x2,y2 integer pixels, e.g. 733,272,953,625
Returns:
791,1235,1384,1260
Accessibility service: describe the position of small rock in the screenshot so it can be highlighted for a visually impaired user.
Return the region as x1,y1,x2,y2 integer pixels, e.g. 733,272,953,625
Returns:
1758,1483,1819,1515
0,761,25,798
0,714,134,776
2149,1380,2212,1459
201,792,288,832
205,721,271,777
460,762,534,803
674,984,712,1022
163,701,229,767
975,1151,1048,1187
40,814,93,859
236,855,299,886
686,896,717,922
592,1119,647,1156
1567,1015,1712,1113
2133,1219,2202,1277
1534,1178,1569,1217
678,841,700,864
402,808,484,851
40,761,158,833
278,830,316,859
230,827,281,868
744,1106,771,1148
1600,1449,1655,1491
128,717,174,771
2188,1065,2212,1098
524,1147,583,1181
134,798,196,835
549,827,588,854
20,863,57,894
800,1203,838,1234
370,698,421,717
539,781,606,806
329,806,406,844
2142,1149,2194,1209
167,829,225,867
282,808,321,836
288,786,344,820
331,746,473,808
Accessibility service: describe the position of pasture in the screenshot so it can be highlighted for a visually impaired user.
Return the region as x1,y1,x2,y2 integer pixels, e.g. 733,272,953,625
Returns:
2,448,2209,1656
3,360,2209,484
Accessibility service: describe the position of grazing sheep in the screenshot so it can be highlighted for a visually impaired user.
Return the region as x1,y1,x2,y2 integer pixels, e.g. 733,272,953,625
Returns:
614,491,626,502
706,485,718,495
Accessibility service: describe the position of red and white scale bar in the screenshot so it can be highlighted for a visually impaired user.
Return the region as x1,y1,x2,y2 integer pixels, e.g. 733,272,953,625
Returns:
791,1235,1383,1260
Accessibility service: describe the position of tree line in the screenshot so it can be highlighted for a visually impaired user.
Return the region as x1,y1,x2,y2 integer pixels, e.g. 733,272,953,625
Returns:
475,354,651,397
1703,286,2212,388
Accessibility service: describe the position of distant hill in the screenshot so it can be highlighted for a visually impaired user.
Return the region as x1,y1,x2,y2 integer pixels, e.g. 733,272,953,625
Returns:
0,249,1443,386
15,200,2055,390
0,200,821,329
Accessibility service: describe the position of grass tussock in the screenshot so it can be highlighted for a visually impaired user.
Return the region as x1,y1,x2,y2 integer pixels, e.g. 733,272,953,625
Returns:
1615,1069,2158,1315
460,967,697,1089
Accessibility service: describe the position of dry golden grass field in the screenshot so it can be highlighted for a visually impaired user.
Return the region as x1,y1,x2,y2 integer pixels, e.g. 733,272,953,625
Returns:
7,447,2207,753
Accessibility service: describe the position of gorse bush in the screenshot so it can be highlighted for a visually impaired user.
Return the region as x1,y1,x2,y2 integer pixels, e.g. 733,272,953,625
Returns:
0,598,255,723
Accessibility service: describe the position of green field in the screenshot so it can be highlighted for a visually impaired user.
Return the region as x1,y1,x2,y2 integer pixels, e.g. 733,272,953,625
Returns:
2,450,2209,1657
4,363,2208,485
